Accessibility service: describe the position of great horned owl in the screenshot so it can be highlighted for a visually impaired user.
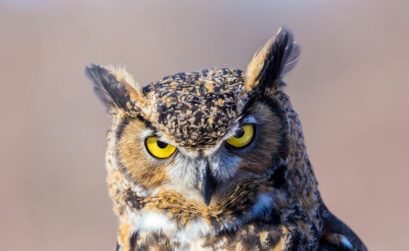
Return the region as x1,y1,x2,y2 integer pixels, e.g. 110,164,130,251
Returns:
85,27,367,250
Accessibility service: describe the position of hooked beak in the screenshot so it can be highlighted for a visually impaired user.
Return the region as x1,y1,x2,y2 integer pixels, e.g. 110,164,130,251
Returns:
197,164,216,206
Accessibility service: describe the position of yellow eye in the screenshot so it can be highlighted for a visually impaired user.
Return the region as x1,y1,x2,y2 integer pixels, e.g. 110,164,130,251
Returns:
145,137,176,159
226,124,255,148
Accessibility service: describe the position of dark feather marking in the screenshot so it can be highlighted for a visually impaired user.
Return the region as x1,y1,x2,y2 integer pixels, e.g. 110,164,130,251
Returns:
115,115,154,142
116,117,129,141
129,231,138,251
124,188,145,210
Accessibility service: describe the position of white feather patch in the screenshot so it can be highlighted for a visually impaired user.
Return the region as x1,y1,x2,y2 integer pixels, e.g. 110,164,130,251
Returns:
129,211,176,233
166,155,198,188
175,219,213,250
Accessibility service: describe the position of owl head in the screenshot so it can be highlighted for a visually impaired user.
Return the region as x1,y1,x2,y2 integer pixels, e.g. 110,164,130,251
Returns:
85,27,325,247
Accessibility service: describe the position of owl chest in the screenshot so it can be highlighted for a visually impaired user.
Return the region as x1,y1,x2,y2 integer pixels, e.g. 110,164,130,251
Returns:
128,211,290,251
133,228,289,251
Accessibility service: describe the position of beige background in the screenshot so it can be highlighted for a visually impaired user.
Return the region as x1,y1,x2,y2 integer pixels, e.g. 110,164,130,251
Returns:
1,0,408,250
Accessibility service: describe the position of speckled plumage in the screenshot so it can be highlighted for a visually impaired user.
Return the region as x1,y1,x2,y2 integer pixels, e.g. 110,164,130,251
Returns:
145,68,247,148
85,27,367,251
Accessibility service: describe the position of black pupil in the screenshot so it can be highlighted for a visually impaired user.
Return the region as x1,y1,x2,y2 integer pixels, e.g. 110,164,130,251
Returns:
157,141,168,149
234,128,245,138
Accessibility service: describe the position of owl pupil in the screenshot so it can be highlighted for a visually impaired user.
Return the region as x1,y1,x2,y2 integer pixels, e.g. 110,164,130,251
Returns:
235,128,245,138
157,140,168,149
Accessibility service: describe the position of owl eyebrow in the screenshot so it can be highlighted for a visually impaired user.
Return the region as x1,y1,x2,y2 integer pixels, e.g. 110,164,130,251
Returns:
115,115,156,141
240,115,257,124
135,114,154,129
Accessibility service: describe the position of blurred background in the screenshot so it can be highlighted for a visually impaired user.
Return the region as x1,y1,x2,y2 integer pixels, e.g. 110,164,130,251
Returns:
1,0,408,250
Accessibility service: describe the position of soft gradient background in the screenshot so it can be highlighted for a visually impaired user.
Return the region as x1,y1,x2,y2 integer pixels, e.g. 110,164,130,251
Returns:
1,0,408,250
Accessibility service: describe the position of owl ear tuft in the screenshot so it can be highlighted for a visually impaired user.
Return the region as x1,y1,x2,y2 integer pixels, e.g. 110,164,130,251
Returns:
246,27,300,92
85,63,143,116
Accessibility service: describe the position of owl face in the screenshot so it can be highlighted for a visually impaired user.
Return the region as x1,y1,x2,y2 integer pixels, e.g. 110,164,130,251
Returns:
85,28,299,209
118,90,283,205
95,69,284,207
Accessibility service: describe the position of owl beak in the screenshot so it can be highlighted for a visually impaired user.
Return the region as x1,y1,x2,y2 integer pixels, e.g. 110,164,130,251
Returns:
197,164,216,206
